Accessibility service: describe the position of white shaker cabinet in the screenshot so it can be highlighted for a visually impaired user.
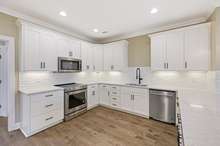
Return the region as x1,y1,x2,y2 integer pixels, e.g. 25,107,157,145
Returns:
81,42,94,71
121,87,149,117
92,44,103,72
39,31,57,71
103,40,128,71
99,84,111,106
69,39,81,59
20,90,64,137
20,25,41,71
20,23,58,72
184,24,210,70
87,84,99,109
150,23,210,71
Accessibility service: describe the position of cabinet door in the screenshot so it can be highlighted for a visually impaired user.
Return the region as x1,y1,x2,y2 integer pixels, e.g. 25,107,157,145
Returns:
23,27,41,71
133,93,149,116
103,44,113,71
121,93,133,112
87,85,99,108
39,32,57,71
166,30,184,70
185,24,210,70
99,85,110,106
150,35,166,70
93,44,103,72
57,38,70,58
81,42,93,71
69,40,81,59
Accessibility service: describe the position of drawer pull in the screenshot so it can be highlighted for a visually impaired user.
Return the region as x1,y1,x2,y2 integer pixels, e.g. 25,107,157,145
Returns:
112,103,117,106
45,94,53,97
45,104,54,108
45,117,53,121
112,98,117,100
112,92,117,94
112,87,116,89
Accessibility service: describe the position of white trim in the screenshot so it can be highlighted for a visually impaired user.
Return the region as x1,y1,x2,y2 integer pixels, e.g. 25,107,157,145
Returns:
98,17,208,43
0,35,16,132
0,6,95,43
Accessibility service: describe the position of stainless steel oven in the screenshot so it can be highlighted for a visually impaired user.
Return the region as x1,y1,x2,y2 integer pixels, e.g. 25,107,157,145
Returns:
65,88,87,114
58,57,82,73
55,83,87,121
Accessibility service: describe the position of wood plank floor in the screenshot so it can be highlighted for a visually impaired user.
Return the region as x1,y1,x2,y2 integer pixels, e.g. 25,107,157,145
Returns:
0,106,178,146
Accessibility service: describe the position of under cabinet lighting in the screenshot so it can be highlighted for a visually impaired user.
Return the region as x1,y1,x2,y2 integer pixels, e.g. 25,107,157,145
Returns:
190,104,204,109
59,11,67,17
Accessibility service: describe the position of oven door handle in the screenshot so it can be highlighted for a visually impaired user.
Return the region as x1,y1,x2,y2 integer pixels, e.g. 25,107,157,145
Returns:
66,89,87,95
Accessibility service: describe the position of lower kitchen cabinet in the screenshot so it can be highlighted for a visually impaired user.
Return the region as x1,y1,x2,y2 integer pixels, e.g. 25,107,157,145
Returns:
99,84,149,117
19,90,64,137
99,84,111,106
87,84,99,109
121,87,149,117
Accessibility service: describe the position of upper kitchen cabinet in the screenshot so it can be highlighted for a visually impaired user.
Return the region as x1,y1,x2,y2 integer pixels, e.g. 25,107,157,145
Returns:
184,23,210,70
81,41,94,71
103,40,128,71
69,39,81,59
92,44,103,72
19,22,57,71
150,23,210,71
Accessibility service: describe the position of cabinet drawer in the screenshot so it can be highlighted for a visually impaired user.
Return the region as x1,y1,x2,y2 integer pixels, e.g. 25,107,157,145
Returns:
31,90,63,102
111,96,120,102
110,90,120,97
31,98,63,116
31,109,63,132
111,86,121,91
111,101,121,107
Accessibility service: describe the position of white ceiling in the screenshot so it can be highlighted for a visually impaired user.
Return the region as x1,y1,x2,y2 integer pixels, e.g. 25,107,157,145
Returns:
0,0,217,42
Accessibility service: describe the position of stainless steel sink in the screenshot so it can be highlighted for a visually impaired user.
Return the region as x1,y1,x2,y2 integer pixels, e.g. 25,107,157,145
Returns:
125,83,148,87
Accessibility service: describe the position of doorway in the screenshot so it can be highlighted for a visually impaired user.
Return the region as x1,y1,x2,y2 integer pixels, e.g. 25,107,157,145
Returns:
0,35,15,132
0,41,8,117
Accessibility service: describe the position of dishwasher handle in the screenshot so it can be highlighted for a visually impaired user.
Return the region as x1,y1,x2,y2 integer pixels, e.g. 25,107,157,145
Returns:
150,90,176,97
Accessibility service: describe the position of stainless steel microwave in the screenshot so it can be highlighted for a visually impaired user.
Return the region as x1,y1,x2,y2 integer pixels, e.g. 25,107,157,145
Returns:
58,57,82,73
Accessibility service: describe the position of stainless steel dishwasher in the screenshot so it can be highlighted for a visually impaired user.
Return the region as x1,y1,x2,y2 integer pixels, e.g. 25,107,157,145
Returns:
149,89,176,124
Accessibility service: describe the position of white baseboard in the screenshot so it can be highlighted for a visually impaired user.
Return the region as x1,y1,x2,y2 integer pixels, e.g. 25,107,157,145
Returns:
8,122,20,132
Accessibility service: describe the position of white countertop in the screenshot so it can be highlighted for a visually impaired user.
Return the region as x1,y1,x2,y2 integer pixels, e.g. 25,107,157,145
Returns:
19,85,63,95
177,89,220,146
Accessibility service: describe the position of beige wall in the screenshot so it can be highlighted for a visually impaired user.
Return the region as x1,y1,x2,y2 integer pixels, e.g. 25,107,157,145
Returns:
127,35,150,67
0,12,19,121
209,7,220,70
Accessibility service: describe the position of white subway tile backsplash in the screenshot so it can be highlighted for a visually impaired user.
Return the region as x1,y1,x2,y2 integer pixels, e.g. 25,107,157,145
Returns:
19,68,218,92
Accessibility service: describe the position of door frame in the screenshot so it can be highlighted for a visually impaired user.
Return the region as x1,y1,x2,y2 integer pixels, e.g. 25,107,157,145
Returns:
0,35,16,131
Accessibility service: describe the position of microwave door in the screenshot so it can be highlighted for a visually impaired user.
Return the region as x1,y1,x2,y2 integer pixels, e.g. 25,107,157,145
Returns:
58,57,82,72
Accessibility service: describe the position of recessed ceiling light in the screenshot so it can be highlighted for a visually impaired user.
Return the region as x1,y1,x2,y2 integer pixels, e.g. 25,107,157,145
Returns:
150,8,158,14
93,28,99,33
59,11,67,17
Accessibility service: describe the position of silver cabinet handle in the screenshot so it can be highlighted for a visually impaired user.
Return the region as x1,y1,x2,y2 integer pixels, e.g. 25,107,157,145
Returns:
108,91,110,96
45,104,53,108
164,63,166,69
130,95,133,100
40,62,43,69
112,92,117,94
45,117,53,121
86,65,89,70
112,97,117,100
44,62,46,69
167,63,169,69
93,65,95,70
112,103,117,106
185,62,187,69
45,94,53,97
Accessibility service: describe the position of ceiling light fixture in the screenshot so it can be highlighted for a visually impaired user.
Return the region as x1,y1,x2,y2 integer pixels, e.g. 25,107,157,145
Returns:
93,28,99,33
190,104,204,109
150,8,158,14
59,11,67,17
